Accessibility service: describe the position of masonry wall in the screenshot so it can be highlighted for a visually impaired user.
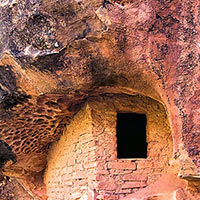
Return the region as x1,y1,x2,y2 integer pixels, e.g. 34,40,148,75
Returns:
44,94,173,200
44,104,97,200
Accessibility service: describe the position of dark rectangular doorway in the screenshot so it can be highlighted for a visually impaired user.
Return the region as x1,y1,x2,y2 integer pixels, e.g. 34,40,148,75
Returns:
117,113,147,159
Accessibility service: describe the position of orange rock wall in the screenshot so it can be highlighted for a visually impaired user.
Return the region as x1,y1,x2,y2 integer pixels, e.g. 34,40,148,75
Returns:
45,94,173,199
0,0,199,199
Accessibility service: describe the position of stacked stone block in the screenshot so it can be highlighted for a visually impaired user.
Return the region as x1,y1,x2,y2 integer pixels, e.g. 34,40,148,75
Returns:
45,95,173,199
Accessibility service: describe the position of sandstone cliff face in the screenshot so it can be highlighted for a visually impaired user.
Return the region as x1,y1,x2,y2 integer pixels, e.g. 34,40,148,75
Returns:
0,0,199,199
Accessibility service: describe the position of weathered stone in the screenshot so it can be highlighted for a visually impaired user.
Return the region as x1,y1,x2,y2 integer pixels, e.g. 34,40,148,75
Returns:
121,182,147,189
0,0,199,199
122,174,148,182
107,162,137,170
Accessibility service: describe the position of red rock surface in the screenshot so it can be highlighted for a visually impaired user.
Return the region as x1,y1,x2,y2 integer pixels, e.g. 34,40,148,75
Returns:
122,174,191,200
0,0,199,199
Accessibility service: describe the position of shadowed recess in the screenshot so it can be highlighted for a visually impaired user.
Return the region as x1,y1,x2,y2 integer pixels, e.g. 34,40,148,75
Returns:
117,113,147,159
0,140,16,169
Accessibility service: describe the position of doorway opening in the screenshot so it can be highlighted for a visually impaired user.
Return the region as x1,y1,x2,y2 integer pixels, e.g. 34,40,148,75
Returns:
117,113,147,159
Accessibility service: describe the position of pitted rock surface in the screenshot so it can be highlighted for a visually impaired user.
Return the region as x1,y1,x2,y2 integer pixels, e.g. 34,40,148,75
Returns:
0,0,199,199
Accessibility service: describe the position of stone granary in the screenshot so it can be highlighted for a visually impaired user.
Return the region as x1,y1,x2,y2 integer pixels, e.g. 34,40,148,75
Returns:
0,0,199,199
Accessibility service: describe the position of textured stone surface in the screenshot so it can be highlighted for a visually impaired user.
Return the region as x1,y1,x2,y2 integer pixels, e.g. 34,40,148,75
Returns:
0,173,34,200
122,174,196,200
45,95,173,199
0,0,199,199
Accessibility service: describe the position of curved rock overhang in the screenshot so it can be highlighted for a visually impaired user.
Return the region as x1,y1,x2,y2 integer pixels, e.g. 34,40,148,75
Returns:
0,0,199,199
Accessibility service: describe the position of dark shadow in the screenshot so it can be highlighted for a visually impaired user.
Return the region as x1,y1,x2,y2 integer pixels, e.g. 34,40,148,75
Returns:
117,113,147,159
0,140,16,169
